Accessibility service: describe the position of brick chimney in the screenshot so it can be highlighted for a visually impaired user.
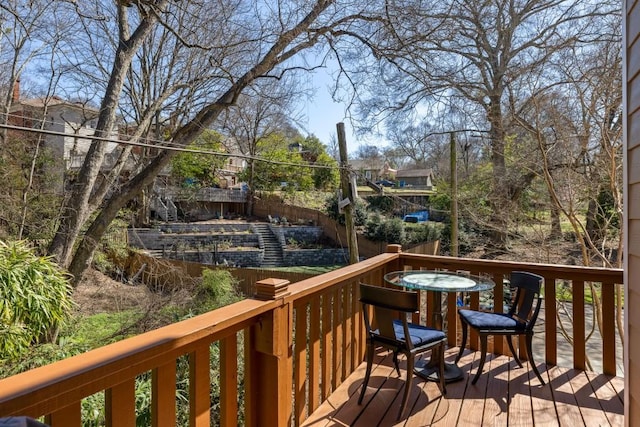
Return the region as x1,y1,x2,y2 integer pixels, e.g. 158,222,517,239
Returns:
12,78,20,102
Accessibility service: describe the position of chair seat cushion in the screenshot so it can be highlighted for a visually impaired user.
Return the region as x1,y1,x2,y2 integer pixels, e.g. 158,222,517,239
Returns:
459,309,525,330
393,320,446,346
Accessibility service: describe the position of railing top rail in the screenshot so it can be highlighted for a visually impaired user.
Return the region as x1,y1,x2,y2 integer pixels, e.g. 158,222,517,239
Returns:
0,297,278,416
284,252,399,302
398,253,623,283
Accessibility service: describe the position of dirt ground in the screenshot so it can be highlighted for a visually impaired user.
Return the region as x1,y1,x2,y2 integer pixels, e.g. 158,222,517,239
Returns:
73,269,157,316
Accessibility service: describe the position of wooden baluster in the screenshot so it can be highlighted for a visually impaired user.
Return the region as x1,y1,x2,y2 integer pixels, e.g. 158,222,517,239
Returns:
45,401,81,427
572,280,586,371
106,378,136,427
309,298,321,413
220,334,238,427
469,287,480,352
544,275,557,367
493,272,505,356
321,291,332,400
294,302,308,425
447,292,457,347
349,280,360,373
332,286,343,390
152,361,177,427
189,344,211,427
602,281,616,375
343,282,353,379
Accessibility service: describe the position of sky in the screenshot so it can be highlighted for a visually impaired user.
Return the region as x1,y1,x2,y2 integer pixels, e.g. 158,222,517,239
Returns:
301,67,387,156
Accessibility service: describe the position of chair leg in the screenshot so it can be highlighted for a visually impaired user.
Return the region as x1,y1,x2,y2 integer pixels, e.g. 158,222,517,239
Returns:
472,334,488,385
507,335,523,368
398,353,414,420
358,341,375,404
455,319,468,363
526,333,545,385
393,350,401,376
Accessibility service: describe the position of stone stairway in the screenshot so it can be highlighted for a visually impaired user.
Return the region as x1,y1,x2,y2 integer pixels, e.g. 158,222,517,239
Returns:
252,223,284,267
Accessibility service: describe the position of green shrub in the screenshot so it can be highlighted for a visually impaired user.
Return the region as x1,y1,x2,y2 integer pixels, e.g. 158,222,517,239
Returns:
325,194,368,226
405,222,443,245
195,269,242,313
364,214,406,244
366,195,395,214
0,240,74,359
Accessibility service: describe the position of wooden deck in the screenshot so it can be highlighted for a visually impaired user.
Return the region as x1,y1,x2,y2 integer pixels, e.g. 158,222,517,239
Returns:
301,347,624,427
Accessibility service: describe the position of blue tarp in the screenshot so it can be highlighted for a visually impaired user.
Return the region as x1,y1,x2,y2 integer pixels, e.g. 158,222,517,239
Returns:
403,210,429,223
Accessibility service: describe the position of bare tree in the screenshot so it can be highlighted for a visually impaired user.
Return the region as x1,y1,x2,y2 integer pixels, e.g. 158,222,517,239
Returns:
219,78,304,215
43,0,368,283
335,0,619,249
0,0,54,141
509,23,623,362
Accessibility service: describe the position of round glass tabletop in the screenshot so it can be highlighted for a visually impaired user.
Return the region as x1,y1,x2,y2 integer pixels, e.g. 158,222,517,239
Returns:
384,270,495,293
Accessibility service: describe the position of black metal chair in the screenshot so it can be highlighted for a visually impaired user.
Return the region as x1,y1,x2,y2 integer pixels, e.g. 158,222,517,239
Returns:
455,271,546,385
358,283,447,420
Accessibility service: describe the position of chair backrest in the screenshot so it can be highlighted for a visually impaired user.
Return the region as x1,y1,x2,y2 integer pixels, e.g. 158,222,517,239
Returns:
359,283,418,347
507,271,544,330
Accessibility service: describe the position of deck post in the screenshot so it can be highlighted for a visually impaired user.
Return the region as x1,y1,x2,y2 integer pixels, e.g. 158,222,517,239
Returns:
245,279,293,427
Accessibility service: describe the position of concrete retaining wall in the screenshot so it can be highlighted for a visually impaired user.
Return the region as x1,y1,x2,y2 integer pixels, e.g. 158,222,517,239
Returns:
168,249,264,267
128,227,258,250
283,248,349,266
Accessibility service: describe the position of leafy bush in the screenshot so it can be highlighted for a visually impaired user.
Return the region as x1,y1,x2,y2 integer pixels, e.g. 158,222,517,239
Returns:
405,222,443,245
366,195,396,214
171,130,226,188
325,193,368,226
364,214,406,244
195,269,242,313
92,210,132,277
0,240,74,359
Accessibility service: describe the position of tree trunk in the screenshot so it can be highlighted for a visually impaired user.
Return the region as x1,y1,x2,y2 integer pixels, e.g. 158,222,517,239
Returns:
48,4,164,267
585,198,600,242
549,197,562,240
246,160,256,216
488,95,508,250
69,149,176,282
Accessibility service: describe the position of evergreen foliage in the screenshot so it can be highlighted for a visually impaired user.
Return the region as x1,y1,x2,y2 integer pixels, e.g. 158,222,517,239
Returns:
0,240,74,359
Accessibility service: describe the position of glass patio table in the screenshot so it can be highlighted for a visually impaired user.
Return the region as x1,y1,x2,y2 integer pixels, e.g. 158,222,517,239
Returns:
384,270,495,382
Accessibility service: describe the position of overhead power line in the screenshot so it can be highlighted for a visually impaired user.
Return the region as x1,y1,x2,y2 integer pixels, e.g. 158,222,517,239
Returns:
0,121,344,171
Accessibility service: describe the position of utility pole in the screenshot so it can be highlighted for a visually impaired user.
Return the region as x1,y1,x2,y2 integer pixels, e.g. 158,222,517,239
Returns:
337,122,359,264
450,132,459,257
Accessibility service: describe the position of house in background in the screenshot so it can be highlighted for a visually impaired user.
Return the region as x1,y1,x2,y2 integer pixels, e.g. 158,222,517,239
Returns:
217,138,247,189
7,80,119,191
349,158,384,183
396,168,434,189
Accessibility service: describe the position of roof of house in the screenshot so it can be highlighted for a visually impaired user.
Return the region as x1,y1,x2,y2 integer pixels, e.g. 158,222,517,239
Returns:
396,168,433,178
10,96,99,114
348,159,383,171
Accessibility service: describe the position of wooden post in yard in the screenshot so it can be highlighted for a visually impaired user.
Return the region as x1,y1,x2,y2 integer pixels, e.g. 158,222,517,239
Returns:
337,122,359,264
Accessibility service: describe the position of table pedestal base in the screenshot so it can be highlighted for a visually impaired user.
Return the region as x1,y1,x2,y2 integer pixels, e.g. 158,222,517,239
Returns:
414,359,465,383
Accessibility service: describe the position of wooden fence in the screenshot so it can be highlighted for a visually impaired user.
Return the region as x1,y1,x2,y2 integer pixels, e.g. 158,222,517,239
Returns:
123,251,316,295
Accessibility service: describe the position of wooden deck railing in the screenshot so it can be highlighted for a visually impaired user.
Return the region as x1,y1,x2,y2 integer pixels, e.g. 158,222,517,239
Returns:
0,246,623,426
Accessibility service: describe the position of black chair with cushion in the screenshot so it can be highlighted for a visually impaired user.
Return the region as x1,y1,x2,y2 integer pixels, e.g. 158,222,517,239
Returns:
455,271,545,385
358,283,447,420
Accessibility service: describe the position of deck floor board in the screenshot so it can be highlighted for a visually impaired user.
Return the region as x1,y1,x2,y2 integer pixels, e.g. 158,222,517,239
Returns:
301,347,624,427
